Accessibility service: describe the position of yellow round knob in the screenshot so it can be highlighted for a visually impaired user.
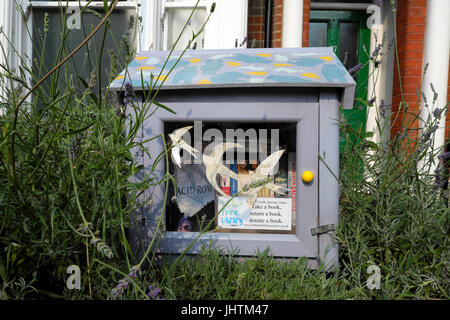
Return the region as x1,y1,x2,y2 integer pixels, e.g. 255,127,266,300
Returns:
302,171,314,183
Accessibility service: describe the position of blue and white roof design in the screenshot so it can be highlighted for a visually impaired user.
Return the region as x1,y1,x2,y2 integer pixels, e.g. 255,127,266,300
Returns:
110,47,356,108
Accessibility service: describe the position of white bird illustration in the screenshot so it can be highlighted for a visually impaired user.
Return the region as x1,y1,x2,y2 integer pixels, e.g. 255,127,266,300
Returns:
244,149,288,209
203,142,242,197
168,126,200,168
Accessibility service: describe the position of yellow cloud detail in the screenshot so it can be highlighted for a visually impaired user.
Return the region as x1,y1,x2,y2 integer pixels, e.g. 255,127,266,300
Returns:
256,53,271,57
197,79,212,84
114,75,125,80
189,58,201,64
155,75,168,82
138,66,156,70
247,71,267,76
274,63,293,67
226,61,241,67
135,56,148,60
320,56,333,62
302,72,320,79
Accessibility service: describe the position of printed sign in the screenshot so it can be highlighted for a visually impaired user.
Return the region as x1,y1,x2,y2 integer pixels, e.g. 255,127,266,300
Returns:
217,196,292,231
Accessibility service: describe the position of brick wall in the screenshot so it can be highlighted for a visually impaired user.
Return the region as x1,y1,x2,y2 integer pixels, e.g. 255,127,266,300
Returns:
302,0,311,47
391,0,427,142
271,0,283,47
271,0,310,48
247,0,266,48
446,63,450,141
392,0,450,145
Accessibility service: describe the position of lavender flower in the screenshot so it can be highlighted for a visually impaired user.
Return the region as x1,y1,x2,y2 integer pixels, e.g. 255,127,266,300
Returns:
388,35,395,50
438,151,450,161
123,81,135,105
110,265,141,300
379,99,386,119
147,285,162,300
110,280,128,299
90,237,114,259
368,97,376,106
421,124,439,143
348,63,362,74
77,222,93,234
70,133,82,161
371,44,382,60
376,0,383,7
240,36,248,47
128,265,141,279
433,108,441,119
433,164,446,191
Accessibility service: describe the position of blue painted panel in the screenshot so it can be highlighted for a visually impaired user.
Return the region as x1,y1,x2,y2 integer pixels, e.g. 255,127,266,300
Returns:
110,47,355,90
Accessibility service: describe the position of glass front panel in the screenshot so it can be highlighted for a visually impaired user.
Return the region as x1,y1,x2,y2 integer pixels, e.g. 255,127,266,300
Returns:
32,6,137,107
164,122,297,234
167,8,207,50
309,22,328,47
338,22,360,71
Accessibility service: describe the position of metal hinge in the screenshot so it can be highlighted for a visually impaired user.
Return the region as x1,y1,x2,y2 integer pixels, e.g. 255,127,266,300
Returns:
311,224,335,236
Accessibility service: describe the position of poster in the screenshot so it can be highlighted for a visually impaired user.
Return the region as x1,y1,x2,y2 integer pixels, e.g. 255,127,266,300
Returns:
174,164,215,217
217,196,292,231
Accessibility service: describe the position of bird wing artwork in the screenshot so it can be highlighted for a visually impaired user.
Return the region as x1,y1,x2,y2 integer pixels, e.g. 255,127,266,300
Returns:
169,126,200,168
245,149,288,209
203,142,242,197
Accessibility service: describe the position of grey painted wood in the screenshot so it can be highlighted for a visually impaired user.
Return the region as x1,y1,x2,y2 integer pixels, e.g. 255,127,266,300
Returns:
123,85,347,268
134,89,320,261
318,89,340,270
125,95,146,256
296,104,319,257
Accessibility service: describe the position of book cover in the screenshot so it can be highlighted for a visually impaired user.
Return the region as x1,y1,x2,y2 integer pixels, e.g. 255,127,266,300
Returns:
173,163,215,218
288,152,296,222
229,163,238,195
237,162,257,196
274,149,288,197
219,174,231,196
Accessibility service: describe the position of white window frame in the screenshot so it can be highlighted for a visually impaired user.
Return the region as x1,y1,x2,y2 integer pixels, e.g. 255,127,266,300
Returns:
0,1,139,97
139,0,248,51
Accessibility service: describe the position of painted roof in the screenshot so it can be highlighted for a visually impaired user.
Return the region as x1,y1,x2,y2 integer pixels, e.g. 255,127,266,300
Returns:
110,47,356,108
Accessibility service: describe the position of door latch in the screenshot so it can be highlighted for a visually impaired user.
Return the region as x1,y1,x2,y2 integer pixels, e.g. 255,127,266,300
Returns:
311,224,335,236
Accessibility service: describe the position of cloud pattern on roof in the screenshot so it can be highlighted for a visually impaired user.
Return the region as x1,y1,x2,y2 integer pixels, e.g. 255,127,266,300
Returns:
110,47,355,90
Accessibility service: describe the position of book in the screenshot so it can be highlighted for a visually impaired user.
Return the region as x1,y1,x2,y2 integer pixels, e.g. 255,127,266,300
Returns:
173,163,215,218
229,163,238,195
219,174,231,196
288,152,296,224
237,162,257,196
274,148,288,197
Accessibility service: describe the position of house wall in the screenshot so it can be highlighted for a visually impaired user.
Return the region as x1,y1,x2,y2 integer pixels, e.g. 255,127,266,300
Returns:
272,0,284,47
270,0,310,47
391,0,426,142
392,0,450,144
302,0,311,47
447,63,450,141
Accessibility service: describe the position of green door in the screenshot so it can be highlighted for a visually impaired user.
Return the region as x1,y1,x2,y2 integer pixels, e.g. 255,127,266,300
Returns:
309,10,370,150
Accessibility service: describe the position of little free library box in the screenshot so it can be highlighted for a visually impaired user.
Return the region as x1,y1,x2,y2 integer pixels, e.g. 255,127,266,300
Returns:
110,47,355,269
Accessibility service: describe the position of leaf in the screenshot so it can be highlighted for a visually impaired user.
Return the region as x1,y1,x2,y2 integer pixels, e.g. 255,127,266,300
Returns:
0,263,6,282
153,101,176,114
103,0,109,13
